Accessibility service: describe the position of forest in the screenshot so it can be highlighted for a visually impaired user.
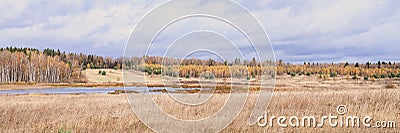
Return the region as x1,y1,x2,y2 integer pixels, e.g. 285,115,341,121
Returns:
0,47,122,83
1,47,399,83
123,56,274,79
124,56,400,80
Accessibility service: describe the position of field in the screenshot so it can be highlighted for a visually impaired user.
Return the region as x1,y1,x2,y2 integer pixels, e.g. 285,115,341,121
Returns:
83,69,169,85
0,75,399,132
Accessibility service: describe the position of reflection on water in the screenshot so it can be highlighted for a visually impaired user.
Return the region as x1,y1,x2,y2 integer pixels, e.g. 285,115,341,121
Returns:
0,87,205,95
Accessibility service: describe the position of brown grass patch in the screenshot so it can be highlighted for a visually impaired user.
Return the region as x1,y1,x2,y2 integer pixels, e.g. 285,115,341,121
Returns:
385,84,397,89
0,88,399,132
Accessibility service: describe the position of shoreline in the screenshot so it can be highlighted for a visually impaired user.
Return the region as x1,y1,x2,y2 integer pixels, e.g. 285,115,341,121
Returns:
1,75,398,92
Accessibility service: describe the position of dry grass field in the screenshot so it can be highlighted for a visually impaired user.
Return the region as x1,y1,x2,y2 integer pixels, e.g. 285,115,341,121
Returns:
83,69,125,83
0,87,399,132
1,70,399,132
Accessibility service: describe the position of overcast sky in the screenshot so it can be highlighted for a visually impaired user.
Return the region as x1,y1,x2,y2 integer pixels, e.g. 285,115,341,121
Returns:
0,0,399,63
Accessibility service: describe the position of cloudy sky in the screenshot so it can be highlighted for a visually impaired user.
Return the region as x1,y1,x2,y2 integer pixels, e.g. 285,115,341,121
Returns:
0,0,399,63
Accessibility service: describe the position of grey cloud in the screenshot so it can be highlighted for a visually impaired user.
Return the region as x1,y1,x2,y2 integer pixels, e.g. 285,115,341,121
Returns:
0,0,399,62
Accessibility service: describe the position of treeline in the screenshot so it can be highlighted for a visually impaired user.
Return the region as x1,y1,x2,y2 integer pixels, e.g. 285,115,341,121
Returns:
0,48,76,83
41,48,123,70
124,56,400,80
124,56,274,79
0,47,123,83
123,56,267,68
1,46,399,82
278,60,400,80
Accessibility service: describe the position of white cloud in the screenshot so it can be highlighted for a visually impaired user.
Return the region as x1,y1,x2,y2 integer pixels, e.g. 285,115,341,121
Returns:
0,0,398,62
0,0,161,56
248,0,400,63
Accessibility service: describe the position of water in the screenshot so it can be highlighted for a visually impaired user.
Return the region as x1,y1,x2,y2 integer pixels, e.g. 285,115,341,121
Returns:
0,87,204,95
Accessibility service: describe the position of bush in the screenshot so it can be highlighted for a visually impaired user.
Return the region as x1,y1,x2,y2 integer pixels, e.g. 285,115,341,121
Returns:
147,69,152,75
364,76,369,80
246,76,251,80
204,73,215,79
373,74,379,79
397,73,400,78
299,71,304,76
390,73,396,78
290,72,296,77
352,76,358,79
330,72,337,77
306,72,311,76
185,74,190,78
98,70,102,74
153,68,162,75
380,74,386,79
101,71,106,76
209,74,215,79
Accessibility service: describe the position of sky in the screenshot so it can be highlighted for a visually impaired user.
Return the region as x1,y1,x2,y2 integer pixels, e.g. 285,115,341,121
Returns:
0,0,399,63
